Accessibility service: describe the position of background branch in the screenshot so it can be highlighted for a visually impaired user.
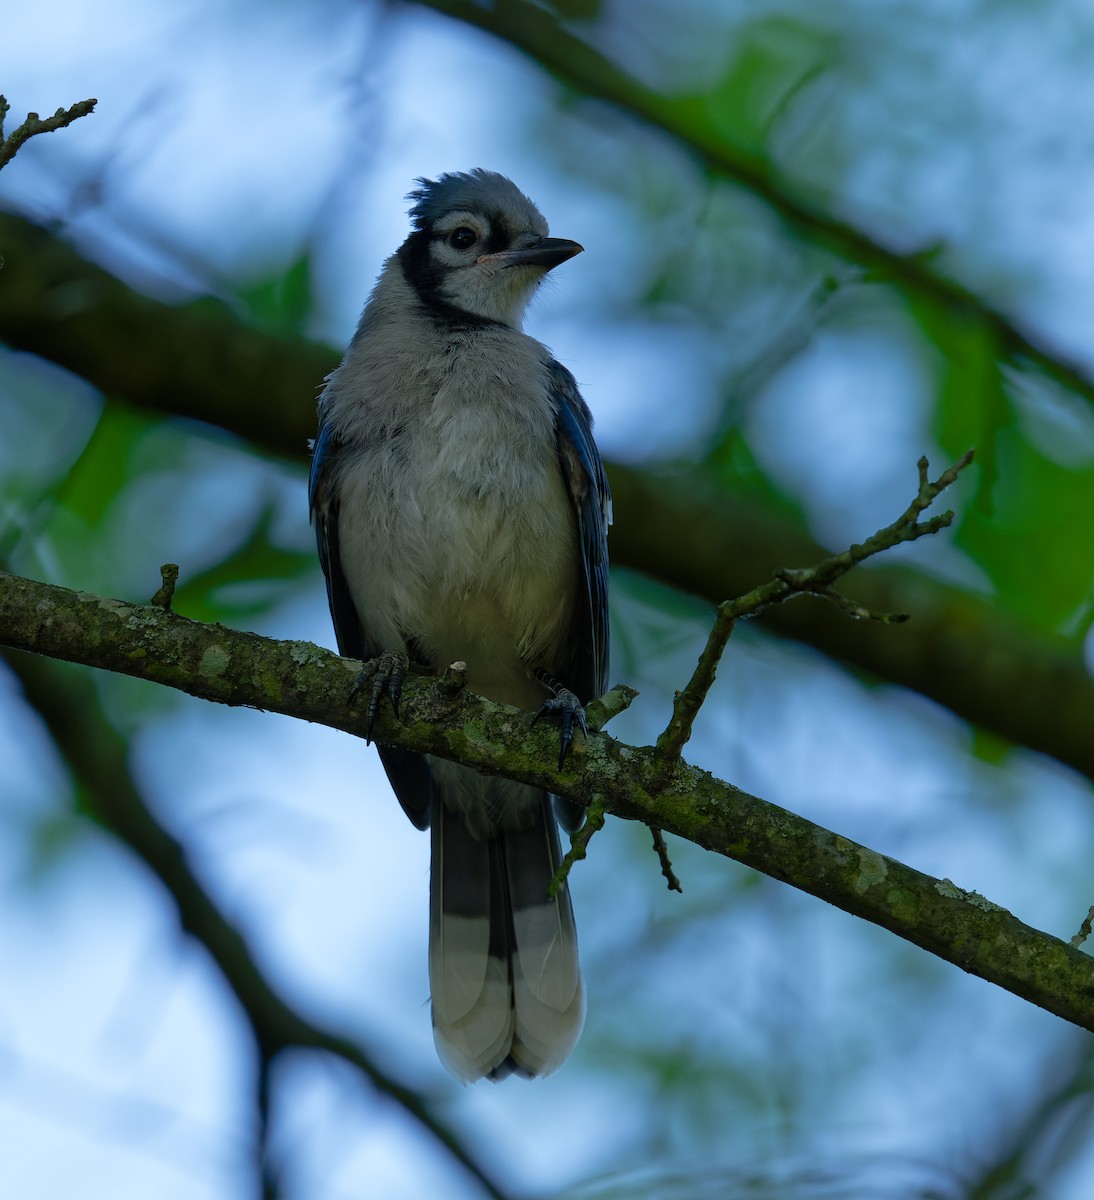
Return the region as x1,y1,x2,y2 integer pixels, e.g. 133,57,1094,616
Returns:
2,644,515,1200
419,0,1094,411
2,568,1092,1039
1,210,1091,780
5,3,1092,1191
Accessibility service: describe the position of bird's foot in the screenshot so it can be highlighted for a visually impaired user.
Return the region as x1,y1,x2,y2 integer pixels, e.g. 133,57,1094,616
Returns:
531,674,587,770
350,649,409,743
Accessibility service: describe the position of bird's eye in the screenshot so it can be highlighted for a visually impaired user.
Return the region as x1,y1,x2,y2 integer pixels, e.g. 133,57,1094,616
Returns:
448,227,477,250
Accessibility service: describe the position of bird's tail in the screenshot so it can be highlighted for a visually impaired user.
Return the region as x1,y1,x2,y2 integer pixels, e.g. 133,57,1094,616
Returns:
428,791,585,1082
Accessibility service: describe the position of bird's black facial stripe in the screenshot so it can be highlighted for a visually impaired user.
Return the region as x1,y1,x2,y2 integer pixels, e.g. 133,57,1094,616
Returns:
398,227,439,299
397,207,524,327
483,214,509,254
396,226,501,329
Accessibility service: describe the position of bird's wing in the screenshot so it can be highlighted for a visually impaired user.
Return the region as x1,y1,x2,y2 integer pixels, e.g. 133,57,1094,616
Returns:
548,360,611,704
309,416,433,829
308,417,368,661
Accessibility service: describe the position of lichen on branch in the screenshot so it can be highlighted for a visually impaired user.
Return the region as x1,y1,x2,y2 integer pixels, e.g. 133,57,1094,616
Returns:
0,94,97,171
2,555,1094,1041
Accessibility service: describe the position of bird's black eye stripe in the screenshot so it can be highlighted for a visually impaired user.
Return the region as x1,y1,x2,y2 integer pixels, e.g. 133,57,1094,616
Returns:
447,227,477,250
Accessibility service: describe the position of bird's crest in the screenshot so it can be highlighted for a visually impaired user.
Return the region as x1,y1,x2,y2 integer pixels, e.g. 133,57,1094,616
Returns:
407,169,546,233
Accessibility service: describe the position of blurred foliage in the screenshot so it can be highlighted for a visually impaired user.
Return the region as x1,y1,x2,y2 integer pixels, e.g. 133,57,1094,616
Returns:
4,0,1094,1197
171,499,316,623
235,250,318,337
564,1159,962,1200
673,16,841,162
908,293,1094,635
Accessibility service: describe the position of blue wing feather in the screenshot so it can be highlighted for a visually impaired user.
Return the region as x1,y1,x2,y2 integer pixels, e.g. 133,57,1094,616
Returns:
310,417,433,829
309,418,366,661
547,360,611,705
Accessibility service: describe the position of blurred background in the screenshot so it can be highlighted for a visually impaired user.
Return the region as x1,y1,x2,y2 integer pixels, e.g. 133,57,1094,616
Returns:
3,1,1094,1197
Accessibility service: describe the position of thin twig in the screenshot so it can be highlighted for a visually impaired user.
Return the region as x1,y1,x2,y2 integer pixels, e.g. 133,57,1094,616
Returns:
549,800,606,895
656,452,975,763
0,96,97,171
257,1052,279,1200
585,683,640,733
648,826,683,893
150,562,179,610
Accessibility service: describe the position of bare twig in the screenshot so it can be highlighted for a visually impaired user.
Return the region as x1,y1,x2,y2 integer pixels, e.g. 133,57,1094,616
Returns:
0,95,97,171
150,562,179,610
585,683,640,732
1072,906,1094,949
257,1053,279,1200
550,800,606,896
649,826,683,893
656,452,975,763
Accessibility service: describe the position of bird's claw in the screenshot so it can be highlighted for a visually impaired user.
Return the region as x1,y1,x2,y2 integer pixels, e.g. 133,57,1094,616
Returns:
350,649,408,743
532,687,587,770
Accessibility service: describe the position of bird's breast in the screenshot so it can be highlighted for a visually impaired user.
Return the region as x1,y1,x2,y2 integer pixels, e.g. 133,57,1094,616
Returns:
336,366,577,707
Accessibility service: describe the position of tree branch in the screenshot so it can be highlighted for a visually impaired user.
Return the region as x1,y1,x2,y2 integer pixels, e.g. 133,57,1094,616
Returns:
3,568,1093,1038
418,0,1094,409
3,644,516,1200
608,464,1094,782
0,95,97,171
1,210,1091,779
658,452,973,762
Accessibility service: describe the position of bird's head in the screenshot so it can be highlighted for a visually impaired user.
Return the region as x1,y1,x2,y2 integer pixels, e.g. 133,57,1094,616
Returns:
397,169,583,329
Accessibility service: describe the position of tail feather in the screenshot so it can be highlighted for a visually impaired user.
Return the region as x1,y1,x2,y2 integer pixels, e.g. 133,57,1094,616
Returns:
429,804,514,1079
505,813,585,1075
429,788,584,1083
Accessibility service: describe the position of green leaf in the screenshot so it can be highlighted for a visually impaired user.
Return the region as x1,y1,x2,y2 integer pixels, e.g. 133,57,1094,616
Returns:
908,292,1094,633
235,250,316,336
53,403,163,527
670,17,840,158
173,500,316,622
911,291,1006,520
956,428,1094,635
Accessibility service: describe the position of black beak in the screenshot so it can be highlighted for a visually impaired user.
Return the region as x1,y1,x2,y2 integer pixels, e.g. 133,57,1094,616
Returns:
477,237,584,271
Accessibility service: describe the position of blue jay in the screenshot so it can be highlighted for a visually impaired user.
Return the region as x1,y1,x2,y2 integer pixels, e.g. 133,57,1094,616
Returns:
309,170,610,1082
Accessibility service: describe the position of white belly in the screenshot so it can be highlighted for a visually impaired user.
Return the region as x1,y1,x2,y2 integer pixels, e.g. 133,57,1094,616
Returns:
337,428,577,710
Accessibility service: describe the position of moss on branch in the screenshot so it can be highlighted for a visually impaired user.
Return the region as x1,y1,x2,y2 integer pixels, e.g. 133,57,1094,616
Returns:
3,566,1093,1036
2,210,1091,780
0,95,97,170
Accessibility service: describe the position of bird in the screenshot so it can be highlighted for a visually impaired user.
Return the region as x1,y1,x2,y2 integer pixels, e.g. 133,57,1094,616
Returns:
308,170,610,1082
